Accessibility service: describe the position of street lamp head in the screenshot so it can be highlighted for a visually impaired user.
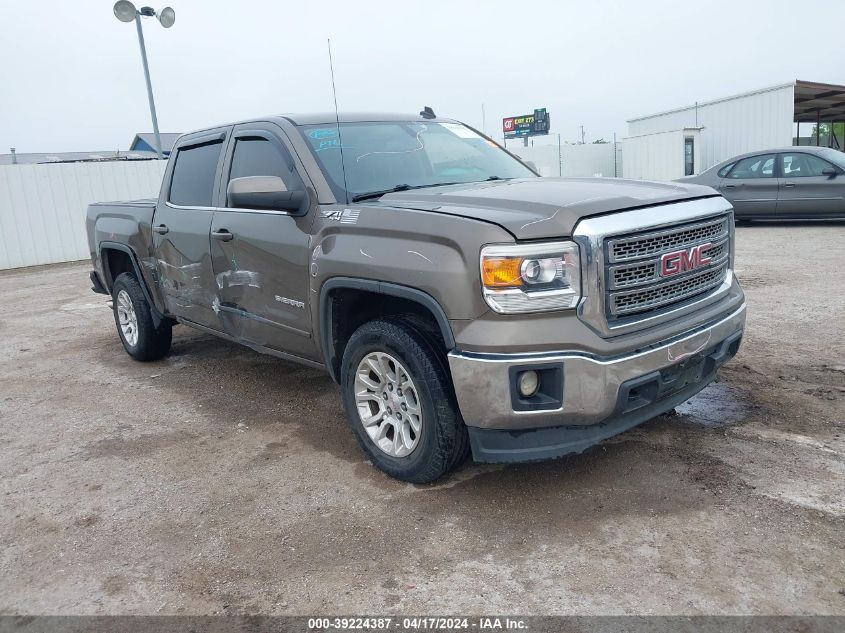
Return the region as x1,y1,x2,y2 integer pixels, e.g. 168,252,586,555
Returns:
113,0,137,22
158,7,175,28
114,2,174,28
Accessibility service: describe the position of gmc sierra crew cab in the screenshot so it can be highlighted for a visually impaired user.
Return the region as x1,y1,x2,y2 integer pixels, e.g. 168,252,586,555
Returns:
86,112,746,483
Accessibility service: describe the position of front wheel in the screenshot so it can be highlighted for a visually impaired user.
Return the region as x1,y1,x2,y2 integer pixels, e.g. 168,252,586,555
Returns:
340,318,469,483
111,272,172,361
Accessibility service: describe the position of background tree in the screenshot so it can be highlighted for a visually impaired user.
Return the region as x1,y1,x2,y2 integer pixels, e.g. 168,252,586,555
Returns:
806,122,845,148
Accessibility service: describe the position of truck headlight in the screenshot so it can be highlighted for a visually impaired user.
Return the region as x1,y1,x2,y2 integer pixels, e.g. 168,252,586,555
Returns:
480,241,581,314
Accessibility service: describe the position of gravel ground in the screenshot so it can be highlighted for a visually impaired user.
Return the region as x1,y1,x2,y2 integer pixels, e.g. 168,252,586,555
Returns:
1,223,843,615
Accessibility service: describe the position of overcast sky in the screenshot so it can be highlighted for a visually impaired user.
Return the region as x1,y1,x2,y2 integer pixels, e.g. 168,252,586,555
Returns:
2,0,844,153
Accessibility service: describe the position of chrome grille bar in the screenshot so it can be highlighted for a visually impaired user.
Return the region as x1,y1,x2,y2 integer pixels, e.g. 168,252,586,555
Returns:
609,262,729,317
606,216,730,263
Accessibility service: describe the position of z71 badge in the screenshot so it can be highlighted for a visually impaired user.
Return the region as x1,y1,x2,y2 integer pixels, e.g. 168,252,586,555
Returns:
320,208,360,225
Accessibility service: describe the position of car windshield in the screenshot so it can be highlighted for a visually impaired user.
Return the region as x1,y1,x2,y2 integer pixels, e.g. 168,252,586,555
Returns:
298,120,537,201
817,147,845,170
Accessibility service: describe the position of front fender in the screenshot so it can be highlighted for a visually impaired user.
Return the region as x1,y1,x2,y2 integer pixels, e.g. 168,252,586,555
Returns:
308,203,511,323
308,203,513,382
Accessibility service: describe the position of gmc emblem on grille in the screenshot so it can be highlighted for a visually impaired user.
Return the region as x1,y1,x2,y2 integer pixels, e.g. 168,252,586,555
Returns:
660,243,713,277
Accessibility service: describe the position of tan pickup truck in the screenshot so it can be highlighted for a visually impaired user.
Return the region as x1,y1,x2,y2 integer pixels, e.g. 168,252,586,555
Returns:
87,112,746,482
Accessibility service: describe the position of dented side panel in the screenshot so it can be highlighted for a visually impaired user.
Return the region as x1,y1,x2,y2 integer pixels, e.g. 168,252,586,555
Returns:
150,205,223,331
86,201,168,315
209,209,318,360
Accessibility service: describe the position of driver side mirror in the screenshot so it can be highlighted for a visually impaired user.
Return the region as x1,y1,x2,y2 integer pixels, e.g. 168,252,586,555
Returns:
227,176,308,213
821,167,838,178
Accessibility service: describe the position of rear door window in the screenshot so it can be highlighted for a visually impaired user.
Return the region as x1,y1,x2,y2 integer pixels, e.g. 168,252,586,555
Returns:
169,141,223,207
726,154,776,179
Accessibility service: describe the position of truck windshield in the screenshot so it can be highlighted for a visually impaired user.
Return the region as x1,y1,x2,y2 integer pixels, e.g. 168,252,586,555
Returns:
298,121,537,201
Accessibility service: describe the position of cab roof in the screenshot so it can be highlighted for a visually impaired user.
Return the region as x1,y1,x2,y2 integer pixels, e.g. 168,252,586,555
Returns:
279,112,450,126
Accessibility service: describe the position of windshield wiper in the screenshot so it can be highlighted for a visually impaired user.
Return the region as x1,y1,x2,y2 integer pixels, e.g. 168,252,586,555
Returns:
350,181,466,203
351,184,412,203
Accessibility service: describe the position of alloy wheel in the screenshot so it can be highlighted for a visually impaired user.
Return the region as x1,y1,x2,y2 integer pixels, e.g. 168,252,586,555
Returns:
354,351,423,457
116,289,139,347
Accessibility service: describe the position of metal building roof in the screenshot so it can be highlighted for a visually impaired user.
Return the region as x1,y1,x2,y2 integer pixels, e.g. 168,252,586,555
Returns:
628,80,845,124
130,132,183,152
0,150,160,165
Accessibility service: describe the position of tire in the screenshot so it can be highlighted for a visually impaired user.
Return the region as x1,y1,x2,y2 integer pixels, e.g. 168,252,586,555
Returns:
340,318,469,483
111,272,172,361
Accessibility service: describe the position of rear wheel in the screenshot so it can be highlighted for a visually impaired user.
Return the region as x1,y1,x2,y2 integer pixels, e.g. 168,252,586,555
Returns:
111,272,172,361
340,318,469,483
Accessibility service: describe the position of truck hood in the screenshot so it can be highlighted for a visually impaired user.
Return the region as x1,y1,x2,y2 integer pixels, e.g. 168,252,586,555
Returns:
373,177,719,239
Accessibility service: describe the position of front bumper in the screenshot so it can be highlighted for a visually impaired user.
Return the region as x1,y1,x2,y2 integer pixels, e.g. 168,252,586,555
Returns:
447,303,746,462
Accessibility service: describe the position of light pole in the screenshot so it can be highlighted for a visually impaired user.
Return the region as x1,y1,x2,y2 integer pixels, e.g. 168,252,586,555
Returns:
113,1,175,159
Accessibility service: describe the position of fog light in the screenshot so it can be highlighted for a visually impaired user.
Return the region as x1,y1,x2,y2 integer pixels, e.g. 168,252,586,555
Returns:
518,370,540,397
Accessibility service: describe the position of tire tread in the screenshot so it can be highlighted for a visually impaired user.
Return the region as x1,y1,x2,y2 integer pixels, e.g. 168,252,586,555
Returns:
112,272,172,362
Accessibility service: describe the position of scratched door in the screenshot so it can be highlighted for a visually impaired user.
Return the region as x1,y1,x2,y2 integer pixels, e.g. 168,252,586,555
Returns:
209,128,317,360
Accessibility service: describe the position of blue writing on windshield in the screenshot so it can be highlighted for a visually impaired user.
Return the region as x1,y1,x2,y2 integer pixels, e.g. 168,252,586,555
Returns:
308,128,338,140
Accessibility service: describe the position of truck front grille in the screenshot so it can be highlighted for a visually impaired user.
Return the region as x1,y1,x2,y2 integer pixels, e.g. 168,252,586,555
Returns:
603,215,731,320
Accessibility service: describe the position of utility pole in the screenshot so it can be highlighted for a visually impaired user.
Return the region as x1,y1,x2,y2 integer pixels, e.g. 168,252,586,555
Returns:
580,125,585,145
557,134,562,177
613,132,617,177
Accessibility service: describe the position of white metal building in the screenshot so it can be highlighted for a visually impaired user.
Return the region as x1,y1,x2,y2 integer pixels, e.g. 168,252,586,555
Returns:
623,80,845,181
0,160,166,270
507,142,622,178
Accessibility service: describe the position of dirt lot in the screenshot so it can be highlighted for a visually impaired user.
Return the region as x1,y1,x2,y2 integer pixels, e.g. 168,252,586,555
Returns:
1,223,843,616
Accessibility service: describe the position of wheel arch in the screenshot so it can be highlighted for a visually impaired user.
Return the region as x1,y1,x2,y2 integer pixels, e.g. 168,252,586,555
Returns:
98,241,166,326
319,277,456,383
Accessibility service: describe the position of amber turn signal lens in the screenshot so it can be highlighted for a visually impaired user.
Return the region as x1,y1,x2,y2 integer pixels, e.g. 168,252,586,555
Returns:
481,257,524,287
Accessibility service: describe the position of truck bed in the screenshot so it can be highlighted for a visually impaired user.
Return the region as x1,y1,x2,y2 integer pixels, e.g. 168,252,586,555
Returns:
86,199,157,253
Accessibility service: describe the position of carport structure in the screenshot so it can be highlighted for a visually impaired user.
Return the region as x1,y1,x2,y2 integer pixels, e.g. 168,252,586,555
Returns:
793,79,845,148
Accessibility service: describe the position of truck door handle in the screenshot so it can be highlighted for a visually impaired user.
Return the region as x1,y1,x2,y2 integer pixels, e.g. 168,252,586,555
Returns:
782,182,796,188
211,229,234,242
723,184,737,189
153,224,169,235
